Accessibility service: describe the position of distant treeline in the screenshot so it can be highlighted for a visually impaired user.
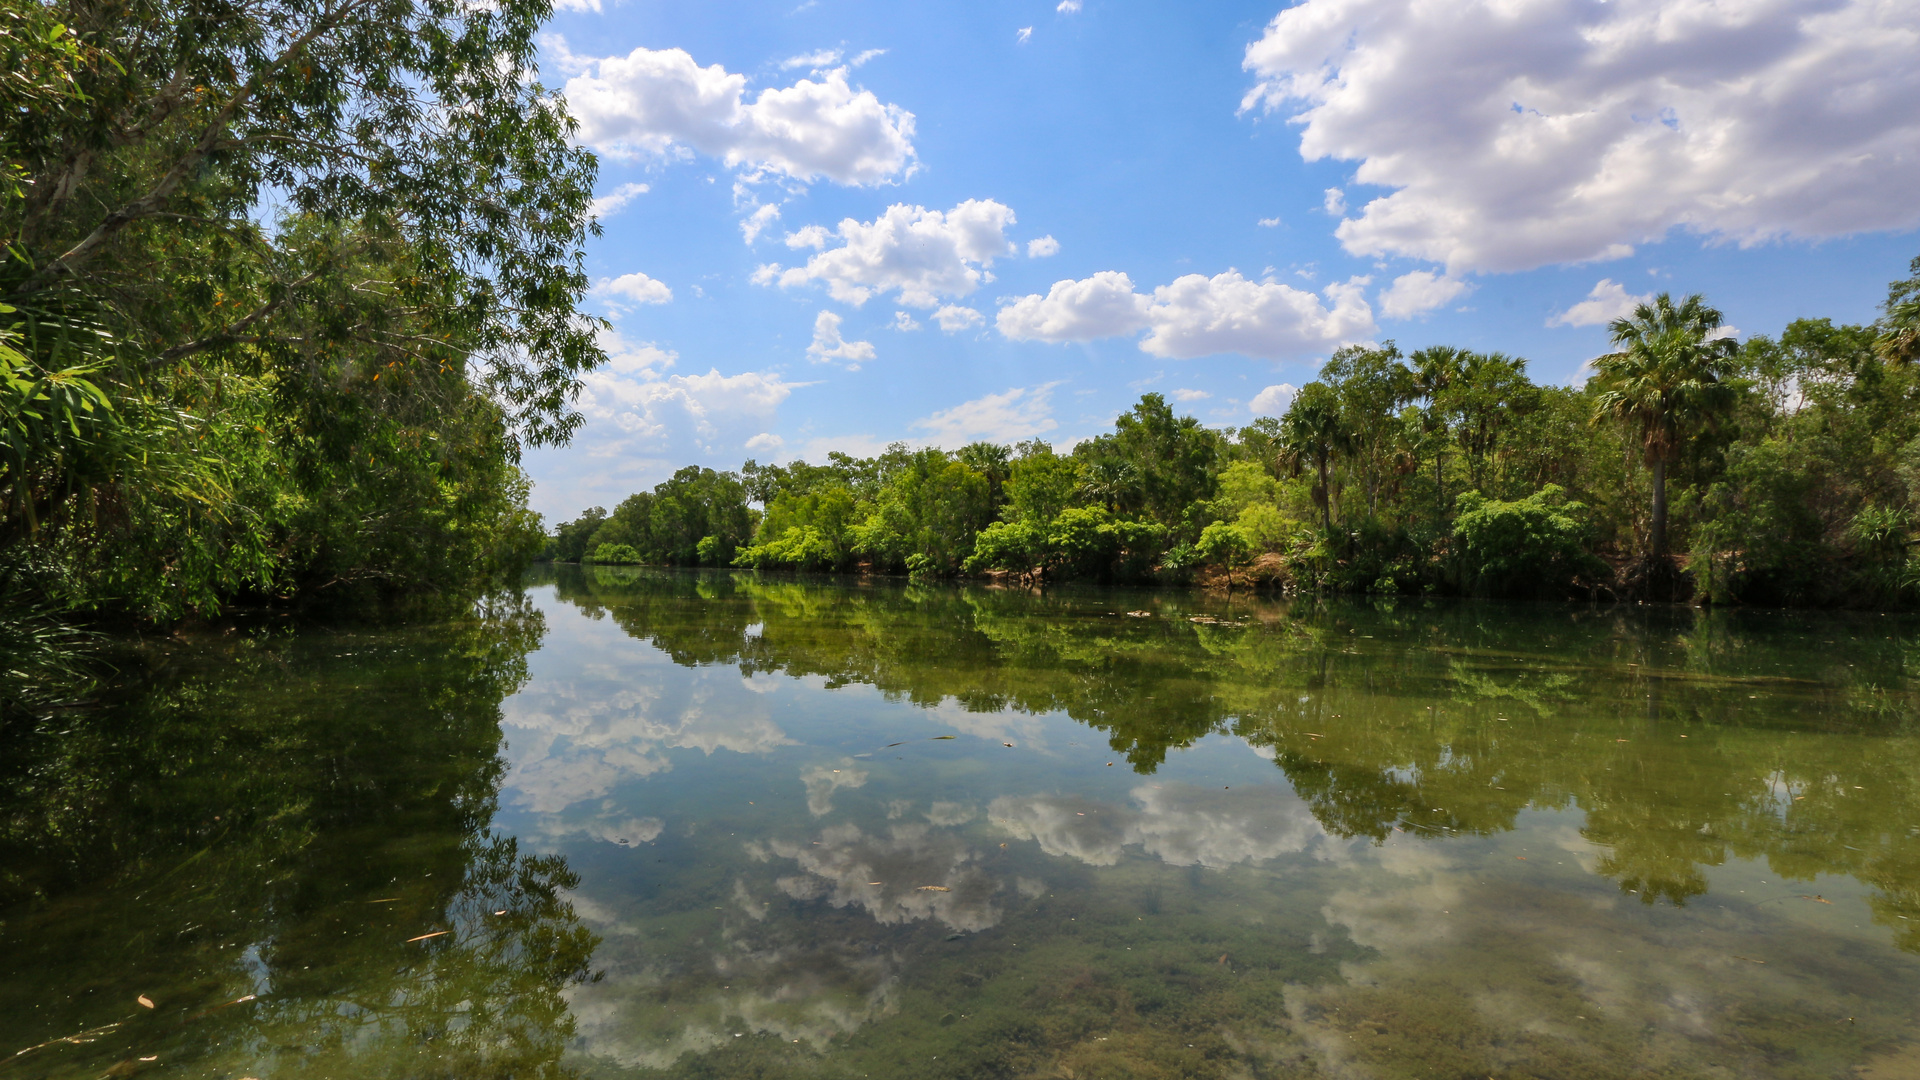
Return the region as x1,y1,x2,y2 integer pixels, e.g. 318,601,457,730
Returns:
547,262,1920,606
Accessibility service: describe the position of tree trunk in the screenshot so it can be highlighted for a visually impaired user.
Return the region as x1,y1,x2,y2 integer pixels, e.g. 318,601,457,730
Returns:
1435,451,1444,523
1317,459,1332,531
1650,456,1668,560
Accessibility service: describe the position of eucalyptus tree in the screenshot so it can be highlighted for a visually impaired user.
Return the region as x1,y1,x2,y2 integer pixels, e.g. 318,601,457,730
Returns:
1278,382,1352,531
1590,293,1738,562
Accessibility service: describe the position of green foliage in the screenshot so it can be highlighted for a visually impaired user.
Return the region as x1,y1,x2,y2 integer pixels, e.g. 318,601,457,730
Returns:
1453,485,1606,598
587,466,753,567
588,543,644,565
0,0,603,637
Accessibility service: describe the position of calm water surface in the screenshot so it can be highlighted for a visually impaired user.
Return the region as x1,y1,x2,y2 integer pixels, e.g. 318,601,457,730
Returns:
4,568,1920,1079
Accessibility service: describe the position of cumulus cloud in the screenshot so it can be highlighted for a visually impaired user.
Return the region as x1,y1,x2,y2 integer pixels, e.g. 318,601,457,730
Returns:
1170,388,1210,402
559,43,917,185
1379,269,1473,319
745,432,784,452
590,181,650,219
1548,278,1652,328
595,270,673,307
1058,0,1082,11
1016,26,1033,43
740,202,781,243
912,383,1062,445
807,311,877,366
763,200,1016,307
1243,0,1920,273
891,311,921,331
553,0,599,12
1026,234,1060,258
1143,270,1375,359
1257,216,1283,228
996,270,1151,342
1249,383,1297,416
998,269,1374,360
932,305,984,333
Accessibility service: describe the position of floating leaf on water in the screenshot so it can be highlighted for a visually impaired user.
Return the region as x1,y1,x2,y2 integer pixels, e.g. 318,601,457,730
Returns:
917,885,951,892
136,995,154,1009
1002,742,1014,747
405,930,450,942
884,742,907,748
931,735,957,740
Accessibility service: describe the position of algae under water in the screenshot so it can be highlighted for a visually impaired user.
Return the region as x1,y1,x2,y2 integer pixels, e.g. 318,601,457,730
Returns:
4,567,1920,1079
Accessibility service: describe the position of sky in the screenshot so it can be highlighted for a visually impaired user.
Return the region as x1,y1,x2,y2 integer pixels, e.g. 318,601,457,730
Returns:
520,0,1920,520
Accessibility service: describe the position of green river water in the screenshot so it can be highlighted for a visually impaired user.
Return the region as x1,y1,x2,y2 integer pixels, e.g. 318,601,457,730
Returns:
4,567,1920,1079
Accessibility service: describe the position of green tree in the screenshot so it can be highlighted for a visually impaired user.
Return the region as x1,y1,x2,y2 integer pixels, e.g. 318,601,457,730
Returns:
1277,383,1351,531
1590,293,1738,563
1879,254,1920,365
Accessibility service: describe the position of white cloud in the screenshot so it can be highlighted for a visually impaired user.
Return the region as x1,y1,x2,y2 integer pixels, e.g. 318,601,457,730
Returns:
912,383,1061,445
1058,0,1083,12
1322,188,1345,216
996,270,1151,342
1243,0,1920,273
780,49,843,70
932,305,984,333
1026,235,1060,258
1547,278,1652,328
1170,388,1210,402
891,311,921,331
1379,269,1473,319
1141,270,1375,360
784,224,832,249
1257,216,1282,228
595,270,673,307
741,202,781,243
560,43,917,185
767,200,1017,308
553,0,599,12
806,310,876,366
1017,27,1033,44
745,432,785,452
996,270,1376,361
1249,383,1297,415
850,49,887,67
590,182,650,219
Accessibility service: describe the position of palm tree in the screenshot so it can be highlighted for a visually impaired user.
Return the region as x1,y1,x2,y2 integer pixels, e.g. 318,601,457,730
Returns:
1878,255,1920,365
1589,293,1736,563
1409,345,1464,521
1277,382,1352,531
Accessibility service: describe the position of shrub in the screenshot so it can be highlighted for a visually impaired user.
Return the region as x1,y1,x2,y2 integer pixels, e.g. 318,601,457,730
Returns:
588,543,644,565
1452,485,1607,598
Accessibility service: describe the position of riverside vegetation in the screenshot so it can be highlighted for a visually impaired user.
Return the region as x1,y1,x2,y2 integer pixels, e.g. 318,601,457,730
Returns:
0,0,606,721
550,264,1920,609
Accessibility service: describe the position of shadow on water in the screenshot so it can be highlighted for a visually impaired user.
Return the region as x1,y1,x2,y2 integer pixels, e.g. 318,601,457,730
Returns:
540,564,1920,947
0,592,597,1079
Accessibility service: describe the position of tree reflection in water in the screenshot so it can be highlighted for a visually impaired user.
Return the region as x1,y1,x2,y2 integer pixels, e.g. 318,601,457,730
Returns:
545,565,1920,951
0,592,597,1079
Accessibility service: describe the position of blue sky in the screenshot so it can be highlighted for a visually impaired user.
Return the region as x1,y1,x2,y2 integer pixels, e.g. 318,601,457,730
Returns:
521,0,1920,519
